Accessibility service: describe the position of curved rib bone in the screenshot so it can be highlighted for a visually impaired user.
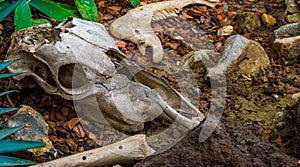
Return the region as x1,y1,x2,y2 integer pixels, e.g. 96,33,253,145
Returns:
110,0,218,62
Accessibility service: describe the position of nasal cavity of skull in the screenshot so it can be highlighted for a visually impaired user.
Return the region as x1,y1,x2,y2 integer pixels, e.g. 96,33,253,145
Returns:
61,19,75,33
58,63,90,89
31,64,56,86
19,51,57,87
23,36,37,45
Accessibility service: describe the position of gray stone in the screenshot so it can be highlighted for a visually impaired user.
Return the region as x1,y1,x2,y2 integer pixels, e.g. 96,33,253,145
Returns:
274,21,300,38
272,22,300,60
208,35,270,77
5,105,57,162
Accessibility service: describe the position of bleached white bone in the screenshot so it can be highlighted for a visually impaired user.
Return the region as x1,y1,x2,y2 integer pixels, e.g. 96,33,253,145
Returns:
110,0,218,62
30,134,155,167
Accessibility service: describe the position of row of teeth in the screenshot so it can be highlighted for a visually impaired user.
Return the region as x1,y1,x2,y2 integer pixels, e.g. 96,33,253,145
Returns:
152,8,181,21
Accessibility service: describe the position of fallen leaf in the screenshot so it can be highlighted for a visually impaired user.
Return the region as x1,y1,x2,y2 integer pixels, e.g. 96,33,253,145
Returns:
180,12,193,19
108,6,121,11
73,124,85,138
63,118,81,131
104,131,115,135
116,40,126,49
263,129,272,134
227,11,237,17
61,107,69,116
276,136,283,145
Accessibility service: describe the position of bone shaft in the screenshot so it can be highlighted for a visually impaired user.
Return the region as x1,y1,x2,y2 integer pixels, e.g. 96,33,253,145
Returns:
163,104,197,129
142,0,217,12
30,135,155,167
149,91,199,129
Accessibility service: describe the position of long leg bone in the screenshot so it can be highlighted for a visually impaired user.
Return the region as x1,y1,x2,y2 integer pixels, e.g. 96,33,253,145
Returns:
30,134,155,167
110,0,218,62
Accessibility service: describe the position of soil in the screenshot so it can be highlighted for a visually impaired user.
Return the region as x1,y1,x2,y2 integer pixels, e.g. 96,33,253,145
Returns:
0,0,300,166
135,117,298,167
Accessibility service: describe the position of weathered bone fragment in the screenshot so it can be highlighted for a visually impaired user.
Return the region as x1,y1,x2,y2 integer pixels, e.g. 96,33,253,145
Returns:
6,18,203,133
7,18,206,165
110,0,218,62
30,134,155,167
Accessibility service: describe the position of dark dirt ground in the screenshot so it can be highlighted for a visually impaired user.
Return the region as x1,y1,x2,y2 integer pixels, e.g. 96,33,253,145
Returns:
1,0,300,166
135,117,298,167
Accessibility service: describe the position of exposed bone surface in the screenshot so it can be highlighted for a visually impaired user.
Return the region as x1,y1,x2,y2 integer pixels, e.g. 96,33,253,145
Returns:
31,134,155,167
110,0,218,62
6,18,204,156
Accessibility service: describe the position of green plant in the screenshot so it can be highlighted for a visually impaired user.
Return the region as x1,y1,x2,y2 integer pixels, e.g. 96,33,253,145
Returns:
0,0,98,30
129,0,140,7
0,60,45,166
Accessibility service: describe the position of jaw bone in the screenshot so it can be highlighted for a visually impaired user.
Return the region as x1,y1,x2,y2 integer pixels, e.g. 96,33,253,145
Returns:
110,0,218,63
6,17,204,132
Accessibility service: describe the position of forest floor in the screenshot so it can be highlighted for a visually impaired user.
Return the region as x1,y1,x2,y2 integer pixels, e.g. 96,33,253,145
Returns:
1,0,300,166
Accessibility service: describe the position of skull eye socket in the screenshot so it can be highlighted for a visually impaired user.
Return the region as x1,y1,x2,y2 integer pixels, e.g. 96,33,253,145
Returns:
58,63,91,89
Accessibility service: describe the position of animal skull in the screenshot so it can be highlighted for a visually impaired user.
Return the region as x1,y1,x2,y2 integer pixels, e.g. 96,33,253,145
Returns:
6,18,204,135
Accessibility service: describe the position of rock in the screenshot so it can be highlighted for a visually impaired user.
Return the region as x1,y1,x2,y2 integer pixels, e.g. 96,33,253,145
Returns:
4,105,57,162
285,0,300,23
208,35,270,77
217,25,233,36
261,13,277,27
134,118,297,167
181,49,216,70
234,12,261,34
272,22,300,59
273,21,300,38
287,13,300,23
273,35,300,59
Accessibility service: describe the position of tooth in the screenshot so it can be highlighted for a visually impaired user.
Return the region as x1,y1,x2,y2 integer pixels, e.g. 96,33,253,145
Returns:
156,12,166,20
161,10,171,18
171,12,178,17
110,0,218,63
152,16,158,21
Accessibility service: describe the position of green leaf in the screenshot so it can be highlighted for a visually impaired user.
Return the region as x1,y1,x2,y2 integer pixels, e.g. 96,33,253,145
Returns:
0,0,6,3
32,18,52,27
14,0,32,30
56,2,79,15
0,126,23,140
0,90,15,97
0,155,36,166
0,107,18,115
0,140,45,154
74,0,98,22
0,0,21,22
0,72,23,79
0,60,14,71
30,0,79,22
129,0,140,7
